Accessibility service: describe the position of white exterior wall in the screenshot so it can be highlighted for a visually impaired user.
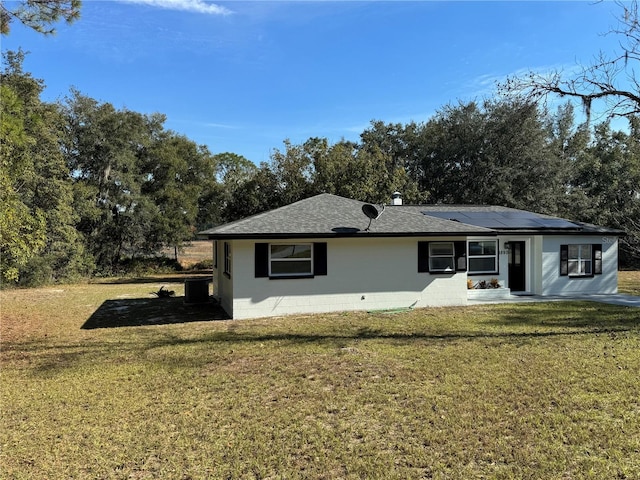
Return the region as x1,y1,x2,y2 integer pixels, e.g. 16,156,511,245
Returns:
467,235,538,293
223,237,468,320
531,236,544,295
465,234,619,296
211,241,219,298
541,235,618,296
211,233,620,319
213,241,234,317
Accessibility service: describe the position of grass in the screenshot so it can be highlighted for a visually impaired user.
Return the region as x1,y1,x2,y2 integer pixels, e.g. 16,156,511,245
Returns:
619,270,640,296
1,275,639,479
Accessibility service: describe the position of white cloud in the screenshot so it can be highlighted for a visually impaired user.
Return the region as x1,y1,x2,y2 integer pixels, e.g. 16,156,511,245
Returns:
120,0,232,15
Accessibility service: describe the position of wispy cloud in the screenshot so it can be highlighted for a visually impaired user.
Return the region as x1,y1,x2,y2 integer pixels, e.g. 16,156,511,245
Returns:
203,122,241,129
120,0,232,15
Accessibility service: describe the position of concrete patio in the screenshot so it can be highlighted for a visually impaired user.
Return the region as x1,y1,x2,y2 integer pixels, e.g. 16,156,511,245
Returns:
468,293,640,308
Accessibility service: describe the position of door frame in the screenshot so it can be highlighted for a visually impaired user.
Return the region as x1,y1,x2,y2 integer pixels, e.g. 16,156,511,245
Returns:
507,240,528,292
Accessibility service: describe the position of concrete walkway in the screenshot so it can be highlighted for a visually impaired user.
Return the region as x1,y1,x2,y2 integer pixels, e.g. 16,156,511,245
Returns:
468,293,640,308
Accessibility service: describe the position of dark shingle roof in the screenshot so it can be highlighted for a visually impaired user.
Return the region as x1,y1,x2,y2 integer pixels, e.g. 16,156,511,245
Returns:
199,194,493,239
199,194,625,239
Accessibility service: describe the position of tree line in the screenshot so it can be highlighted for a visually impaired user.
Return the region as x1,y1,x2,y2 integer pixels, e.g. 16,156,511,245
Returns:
228,101,639,269
1,49,639,286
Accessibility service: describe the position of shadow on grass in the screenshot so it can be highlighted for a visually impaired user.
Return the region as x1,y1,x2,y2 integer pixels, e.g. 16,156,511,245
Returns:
81,296,229,329
114,301,639,350
5,302,638,375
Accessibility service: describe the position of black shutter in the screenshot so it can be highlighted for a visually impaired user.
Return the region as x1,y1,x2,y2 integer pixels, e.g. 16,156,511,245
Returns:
560,245,569,276
418,241,429,273
454,241,467,272
593,244,602,275
255,243,269,277
313,242,327,276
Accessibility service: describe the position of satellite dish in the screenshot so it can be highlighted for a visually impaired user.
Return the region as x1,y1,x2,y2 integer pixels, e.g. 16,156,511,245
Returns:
362,204,379,220
362,203,385,231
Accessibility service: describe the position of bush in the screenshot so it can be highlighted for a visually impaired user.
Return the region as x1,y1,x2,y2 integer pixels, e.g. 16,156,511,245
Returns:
189,259,213,271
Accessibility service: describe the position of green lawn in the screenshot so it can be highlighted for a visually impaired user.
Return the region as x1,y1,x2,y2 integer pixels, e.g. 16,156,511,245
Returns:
619,270,640,296
1,277,639,479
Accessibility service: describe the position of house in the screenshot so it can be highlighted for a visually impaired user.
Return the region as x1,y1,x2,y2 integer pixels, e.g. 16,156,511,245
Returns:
199,193,624,320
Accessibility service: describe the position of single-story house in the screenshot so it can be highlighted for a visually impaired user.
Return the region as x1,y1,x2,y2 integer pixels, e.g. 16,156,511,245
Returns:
199,193,625,320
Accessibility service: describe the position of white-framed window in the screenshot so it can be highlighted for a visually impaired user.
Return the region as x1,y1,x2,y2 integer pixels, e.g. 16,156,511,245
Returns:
224,242,231,277
568,244,592,277
468,240,498,273
269,244,313,277
428,242,455,272
213,241,218,269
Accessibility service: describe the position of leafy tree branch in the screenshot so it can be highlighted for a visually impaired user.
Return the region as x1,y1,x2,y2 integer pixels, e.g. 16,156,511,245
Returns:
1,0,81,35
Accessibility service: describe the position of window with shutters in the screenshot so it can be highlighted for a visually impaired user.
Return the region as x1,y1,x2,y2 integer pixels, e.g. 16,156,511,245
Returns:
418,241,467,273
255,242,326,279
560,244,602,277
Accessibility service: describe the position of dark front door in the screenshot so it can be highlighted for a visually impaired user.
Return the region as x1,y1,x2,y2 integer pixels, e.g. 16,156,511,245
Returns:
508,241,526,292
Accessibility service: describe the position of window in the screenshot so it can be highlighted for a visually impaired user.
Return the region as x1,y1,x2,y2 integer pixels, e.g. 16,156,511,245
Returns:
468,240,497,273
560,244,602,277
255,242,327,279
224,242,231,277
270,244,313,277
569,244,591,276
213,241,218,269
428,242,455,272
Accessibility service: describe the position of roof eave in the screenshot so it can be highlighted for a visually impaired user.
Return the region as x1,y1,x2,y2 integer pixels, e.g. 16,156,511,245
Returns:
491,228,626,236
198,230,496,240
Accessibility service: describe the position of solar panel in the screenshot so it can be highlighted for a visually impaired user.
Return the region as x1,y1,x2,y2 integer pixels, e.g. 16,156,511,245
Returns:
422,209,580,230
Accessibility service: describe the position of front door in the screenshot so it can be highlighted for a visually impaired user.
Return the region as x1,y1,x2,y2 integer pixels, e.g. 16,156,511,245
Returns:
508,241,526,292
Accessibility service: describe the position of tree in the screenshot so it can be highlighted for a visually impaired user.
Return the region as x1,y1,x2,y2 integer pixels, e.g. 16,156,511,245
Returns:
1,0,81,35
359,121,425,204
269,139,316,206
1,50,91,284
571,119,640,267
0,84,46,283
197,152,257,228
141,132,213,259
61,90,164,271
396,99,562,210
500,1,640,124
544,103,594,218
478,99,559,211
223,164,280,221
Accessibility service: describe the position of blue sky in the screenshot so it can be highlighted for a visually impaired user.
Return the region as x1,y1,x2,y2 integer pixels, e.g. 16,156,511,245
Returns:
1,1,626,163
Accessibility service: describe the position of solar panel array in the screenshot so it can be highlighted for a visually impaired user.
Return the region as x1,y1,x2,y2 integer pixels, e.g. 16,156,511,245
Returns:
423,210,580,230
